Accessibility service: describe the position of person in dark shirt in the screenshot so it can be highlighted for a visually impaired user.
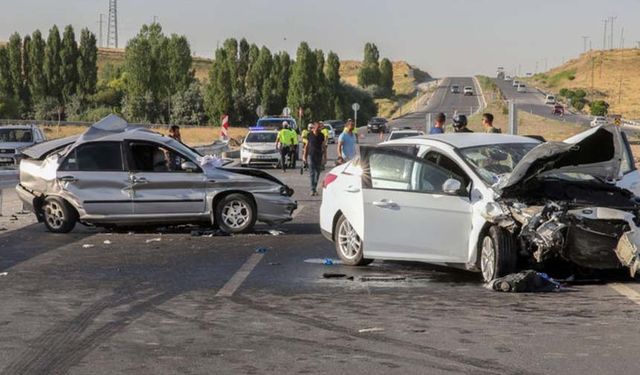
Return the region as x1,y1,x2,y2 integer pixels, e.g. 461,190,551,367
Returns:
452,114,473,133
303,122,325,196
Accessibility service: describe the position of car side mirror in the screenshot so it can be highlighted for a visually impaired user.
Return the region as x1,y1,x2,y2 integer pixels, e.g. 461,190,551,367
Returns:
442,178,462,194
181,161,198,172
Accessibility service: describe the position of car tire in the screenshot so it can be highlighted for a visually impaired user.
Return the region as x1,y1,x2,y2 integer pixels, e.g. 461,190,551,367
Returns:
215,193,257,234
42,196,77,233
334,215,373,266
480,226,517,282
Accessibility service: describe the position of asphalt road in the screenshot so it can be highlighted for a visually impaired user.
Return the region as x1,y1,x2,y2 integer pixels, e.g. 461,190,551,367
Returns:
2,84,640,374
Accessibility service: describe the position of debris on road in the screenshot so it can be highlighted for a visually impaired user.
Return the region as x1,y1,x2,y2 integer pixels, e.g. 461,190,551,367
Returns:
9,215,17,221
358,327,385,333
322,273,351,279
323,258,335,265
103,240,112,245
82,244,95,249
0,272,8,277
304,258,343,265
268,262,281,266
256,247,268,253
268,229,285,236
190,229,230,237
146,238,162,243
487,270,561,293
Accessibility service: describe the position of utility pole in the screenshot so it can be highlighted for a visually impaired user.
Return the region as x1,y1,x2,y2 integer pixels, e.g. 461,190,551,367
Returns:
581,36,589,53
609,16,617,49
153,15,158,24
107,0,118,48
97,13,104,48
619,27,624,49
603,19,608,50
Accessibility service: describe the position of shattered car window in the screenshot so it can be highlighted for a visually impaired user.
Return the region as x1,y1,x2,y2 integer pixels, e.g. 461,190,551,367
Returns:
460,143,537,184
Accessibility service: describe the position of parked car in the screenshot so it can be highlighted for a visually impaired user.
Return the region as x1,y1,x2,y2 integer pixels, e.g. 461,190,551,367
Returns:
463,86,474,96
241,128,280,168
450,85,461,94
512,80,520,87
552,104,565,116
16,115,297,234
0,125,46,167
591,116,608,127
320,126,640,282
367,117,388,133
323,123,336,143
545,95,556,104
516,84,527,93
324,120,345,134
504,75,512,81
386,130,424,141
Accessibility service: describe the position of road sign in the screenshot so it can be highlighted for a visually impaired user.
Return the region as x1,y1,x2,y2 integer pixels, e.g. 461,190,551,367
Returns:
614,117,622,125
352,103,360,111
282,107,291,117
256,105,265,117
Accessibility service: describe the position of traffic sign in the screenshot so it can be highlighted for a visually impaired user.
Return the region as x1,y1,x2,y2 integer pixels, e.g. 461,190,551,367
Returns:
352,103,360,111
282,107,291,117
256,105,265,117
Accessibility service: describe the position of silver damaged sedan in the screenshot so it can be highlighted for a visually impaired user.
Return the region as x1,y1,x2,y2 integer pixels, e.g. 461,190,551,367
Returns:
16,115,297,233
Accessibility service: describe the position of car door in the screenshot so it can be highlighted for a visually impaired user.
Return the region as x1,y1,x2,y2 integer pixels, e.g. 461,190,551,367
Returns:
126,141,207,215
360,146,473,263
57,141,132,216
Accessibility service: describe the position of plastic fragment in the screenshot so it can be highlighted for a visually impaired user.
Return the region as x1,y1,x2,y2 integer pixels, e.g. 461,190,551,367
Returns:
146,238,162,243
256,247,268,253
358,327,384,333
82,244,94,249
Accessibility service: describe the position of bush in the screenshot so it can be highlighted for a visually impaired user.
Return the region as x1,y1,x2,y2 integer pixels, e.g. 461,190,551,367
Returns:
573,89,587,99
558,88,571,97
83,106,116,122
590,100,609,116
34,97,63,121
571,97,586,111
0,96,21,119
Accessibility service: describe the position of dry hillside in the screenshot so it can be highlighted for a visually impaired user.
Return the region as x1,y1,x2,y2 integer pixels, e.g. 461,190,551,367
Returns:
527,49,640,119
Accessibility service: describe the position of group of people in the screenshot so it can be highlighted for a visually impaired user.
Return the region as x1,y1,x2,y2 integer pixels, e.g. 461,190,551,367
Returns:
429,112,501,134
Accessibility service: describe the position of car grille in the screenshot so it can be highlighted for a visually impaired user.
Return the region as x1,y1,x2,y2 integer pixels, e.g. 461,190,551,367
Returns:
251,148,277,155
0,149,15,154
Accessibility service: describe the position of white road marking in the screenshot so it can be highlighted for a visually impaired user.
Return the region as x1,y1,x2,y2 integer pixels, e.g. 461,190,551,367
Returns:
609,283,640,305
291,204,304,219
215,253,264,297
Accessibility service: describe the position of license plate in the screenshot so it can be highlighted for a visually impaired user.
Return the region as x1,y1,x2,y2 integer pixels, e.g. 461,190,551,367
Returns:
253,155,271,159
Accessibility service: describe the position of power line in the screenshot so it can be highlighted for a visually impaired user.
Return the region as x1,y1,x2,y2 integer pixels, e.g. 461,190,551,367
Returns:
97,13,104,48
609,16,617,49
581,36,589,53
602,19,608,50
107,0,118,48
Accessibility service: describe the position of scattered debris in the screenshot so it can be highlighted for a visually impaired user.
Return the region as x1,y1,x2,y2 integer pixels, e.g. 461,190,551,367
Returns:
322,273,348,279
268,229,285,236
190,229,230,237
82,244,95,249
146,238,162,243
0,227,7,232
411,329,427,333
9,215,18,221
358,327,384,333
487,270,561,293
256,247,268,254
0,272,8,277
323,258,335,265
304,258,344,265
357,275,406,282
268,262,281,266
103,240,112,245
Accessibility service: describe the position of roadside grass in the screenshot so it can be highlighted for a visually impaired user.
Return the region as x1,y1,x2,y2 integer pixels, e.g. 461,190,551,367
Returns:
40,124,248,147
526,49,640,118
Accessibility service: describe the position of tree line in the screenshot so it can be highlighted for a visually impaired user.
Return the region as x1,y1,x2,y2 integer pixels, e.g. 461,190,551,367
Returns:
0,23,392,127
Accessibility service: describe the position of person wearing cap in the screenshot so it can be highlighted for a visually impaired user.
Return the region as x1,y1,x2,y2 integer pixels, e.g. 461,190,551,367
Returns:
276,121,294,172
452,114,473,133
430,113,446,134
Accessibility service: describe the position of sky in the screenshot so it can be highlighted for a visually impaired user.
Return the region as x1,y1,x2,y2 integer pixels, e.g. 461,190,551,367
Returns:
1,0,639,77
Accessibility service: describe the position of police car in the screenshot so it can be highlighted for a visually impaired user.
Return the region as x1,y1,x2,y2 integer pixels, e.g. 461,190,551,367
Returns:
240,127,281,168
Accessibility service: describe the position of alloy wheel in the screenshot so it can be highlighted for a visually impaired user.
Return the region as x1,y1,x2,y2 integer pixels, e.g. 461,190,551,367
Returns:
481,236,496,282
338,219,361,260
44,201,66,230
220,200,251,229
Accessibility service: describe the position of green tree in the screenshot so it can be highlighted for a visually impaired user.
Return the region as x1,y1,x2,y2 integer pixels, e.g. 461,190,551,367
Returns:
312,49,329,119
379,58,394,97
170,81,205,125
204,48,233,124
167,34,193,94
325,51,342,119
60,25,79,103
44,25,63,103
237,38,250,89
0,95,21,118
7,33,23,99
0,48,11,98
357,42,380,87
287,42,317,124
77,28,98,98
21,34,32,114
590,100,609,116
27,30,47,103
223,38,238,94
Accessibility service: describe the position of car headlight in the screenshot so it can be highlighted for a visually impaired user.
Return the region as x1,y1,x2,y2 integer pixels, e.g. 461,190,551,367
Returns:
483,202,509,221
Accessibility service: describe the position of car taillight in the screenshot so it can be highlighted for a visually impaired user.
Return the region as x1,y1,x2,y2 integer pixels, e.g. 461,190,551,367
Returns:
322,173,338,189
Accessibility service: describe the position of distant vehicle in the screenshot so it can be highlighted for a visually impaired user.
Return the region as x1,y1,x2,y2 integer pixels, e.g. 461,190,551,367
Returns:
552,104,565,116
504,75,512,81
463,86,474,96
525,72,533,77
516,84,527,93
241,128,280,168
450,85,461,94
367,117,388,134
322,123,336,143
591,116,608,127
386,130,424,141
545,95,556,104
497,67,505,80
512,80,520,87
256,117,298,132
17,115,297,234
323,120,345,134
0,125,47,166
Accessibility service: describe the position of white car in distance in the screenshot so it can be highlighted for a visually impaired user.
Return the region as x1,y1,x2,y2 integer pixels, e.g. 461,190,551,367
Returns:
545,95,556,104
320,127,640,282
386,129,425,141
591,116,608,127
240,129,280,168
517,84,527,93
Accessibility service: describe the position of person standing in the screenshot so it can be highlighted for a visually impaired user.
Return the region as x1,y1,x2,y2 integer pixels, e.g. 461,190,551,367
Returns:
303,122,325,196
430,113,446,134
290,126,299,168
337,119,358,162
168,125,182,142
452,114,473,133
482,113,501,133
276,121,293,172
320,122,329,168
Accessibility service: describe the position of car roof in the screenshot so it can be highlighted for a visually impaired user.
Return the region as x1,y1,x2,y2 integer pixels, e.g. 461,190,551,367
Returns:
391,129,423,133
384,133,540,149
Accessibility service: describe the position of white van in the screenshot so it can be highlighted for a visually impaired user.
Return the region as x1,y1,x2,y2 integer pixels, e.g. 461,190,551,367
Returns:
545,95,556,104
517,84,527,93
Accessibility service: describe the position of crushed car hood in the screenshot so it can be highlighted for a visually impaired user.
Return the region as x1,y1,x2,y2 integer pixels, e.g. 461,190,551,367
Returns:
498,125,624,195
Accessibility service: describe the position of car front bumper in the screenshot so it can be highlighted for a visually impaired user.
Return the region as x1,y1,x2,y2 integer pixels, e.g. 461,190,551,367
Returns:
15,183,36,212
255,192,298,225
241,151,281,165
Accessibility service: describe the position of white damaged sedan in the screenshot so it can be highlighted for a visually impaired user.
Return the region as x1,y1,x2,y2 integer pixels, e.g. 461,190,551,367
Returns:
320,125,640,281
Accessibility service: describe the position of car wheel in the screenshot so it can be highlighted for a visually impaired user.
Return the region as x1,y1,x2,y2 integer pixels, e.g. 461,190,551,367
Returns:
335,215,373,266
42,196,77,233
215,193,257,234
480,226,517,282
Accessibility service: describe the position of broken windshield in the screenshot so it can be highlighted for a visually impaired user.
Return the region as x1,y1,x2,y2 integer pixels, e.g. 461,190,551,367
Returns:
460,143,537,185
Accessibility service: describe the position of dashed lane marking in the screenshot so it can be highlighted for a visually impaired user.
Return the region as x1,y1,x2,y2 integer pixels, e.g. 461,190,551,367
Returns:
609,283,640,305
215,253,265,297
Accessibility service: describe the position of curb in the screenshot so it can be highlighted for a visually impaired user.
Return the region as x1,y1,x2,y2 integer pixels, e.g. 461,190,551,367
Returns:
472,76,487,113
